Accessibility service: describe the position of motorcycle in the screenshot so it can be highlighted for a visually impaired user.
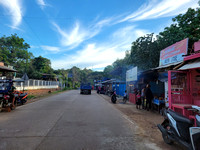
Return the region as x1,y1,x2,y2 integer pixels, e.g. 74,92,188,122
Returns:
111,91,117,104
14,91,28,105
157,105,200,150
0,93,13,111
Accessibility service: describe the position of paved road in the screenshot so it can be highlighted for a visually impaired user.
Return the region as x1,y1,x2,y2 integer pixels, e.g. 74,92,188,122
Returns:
0,90,152,150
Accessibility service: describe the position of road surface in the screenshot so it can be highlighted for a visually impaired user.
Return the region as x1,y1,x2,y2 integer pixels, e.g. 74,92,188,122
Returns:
0,90,158,150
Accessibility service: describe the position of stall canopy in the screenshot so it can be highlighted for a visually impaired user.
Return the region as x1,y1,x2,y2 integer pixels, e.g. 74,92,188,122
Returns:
179,58,200,70
0,66,16,72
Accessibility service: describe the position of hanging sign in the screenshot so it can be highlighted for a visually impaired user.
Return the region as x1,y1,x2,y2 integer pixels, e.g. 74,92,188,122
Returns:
159,38,188,66
126,67,137,82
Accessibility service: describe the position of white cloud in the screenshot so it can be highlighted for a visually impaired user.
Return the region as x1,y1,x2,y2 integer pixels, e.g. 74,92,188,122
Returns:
36,0,48,9
0,0,23,28
52,22,92,49
51,26,149,70
41,45,60,52
118,0,199,22
52,20,108,49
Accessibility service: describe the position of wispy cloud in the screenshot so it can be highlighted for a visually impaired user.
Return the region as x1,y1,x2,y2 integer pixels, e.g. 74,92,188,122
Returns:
118,0,198,22
52,20,106,49
41,45,60,52
52,26,149,69
0,0,23,29
36,0,48,9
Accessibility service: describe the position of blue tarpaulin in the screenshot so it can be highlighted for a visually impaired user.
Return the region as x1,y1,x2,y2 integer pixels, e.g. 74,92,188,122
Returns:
112,83,126,96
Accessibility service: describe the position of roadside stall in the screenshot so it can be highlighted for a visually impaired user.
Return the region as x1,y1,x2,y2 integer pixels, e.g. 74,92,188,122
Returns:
112,80,126,97
168,40,200,125
126,67,137,103
101,79,115,95
0,62,17,111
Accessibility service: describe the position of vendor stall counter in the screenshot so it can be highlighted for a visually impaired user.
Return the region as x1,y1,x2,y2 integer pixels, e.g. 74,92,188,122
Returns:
168,69,200,126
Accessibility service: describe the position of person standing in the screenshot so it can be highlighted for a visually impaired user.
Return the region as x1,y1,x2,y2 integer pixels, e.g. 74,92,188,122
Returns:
136,90,142,109
123,90,128,104
141,87,145,109
145,84,153,111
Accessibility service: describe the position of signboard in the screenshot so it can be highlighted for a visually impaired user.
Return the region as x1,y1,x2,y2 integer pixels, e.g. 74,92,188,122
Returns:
126,67,137,82
194,41,200,52
159,38,188,66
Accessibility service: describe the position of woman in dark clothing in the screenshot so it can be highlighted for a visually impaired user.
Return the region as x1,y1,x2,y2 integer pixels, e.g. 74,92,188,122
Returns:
145,84,153,111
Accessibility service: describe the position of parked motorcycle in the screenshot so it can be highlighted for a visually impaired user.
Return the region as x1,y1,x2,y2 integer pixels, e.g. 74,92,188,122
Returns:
157,106,200,150
14,91,28,105
0,93,13,111
111,91,117,104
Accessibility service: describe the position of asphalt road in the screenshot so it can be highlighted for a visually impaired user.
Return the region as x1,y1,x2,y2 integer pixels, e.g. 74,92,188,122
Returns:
0,90,156,150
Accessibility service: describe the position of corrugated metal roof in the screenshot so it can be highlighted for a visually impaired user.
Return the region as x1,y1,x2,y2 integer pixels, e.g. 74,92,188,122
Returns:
0,66,17,72
178,59,200,70
154,61,182,70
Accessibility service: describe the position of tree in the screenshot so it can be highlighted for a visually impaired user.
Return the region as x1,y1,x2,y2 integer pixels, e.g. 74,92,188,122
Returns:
0,34,33,77
128,33,160,70
29,56,54,79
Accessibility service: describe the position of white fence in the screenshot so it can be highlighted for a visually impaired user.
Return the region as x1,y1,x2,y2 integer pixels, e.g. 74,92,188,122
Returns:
14,79,60,90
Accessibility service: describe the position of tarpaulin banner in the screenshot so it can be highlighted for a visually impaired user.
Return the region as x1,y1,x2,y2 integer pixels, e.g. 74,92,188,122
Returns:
126,67,137,82
159,38,188,66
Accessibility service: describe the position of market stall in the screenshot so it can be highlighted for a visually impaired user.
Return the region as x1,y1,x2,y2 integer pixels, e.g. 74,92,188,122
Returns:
168,41,200,125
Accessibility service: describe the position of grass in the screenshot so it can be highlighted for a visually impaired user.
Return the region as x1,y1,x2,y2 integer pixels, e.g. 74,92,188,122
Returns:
27,88,71,100
27,95,36,99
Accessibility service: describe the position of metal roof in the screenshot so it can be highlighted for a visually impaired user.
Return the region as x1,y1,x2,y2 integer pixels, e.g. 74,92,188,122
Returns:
0,66,17,72
178,59,200,70
154,61,182,70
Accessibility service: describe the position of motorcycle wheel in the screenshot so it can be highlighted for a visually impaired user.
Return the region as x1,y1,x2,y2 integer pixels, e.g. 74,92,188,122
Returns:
0,101,2,112
111,96,116,103
10,104,15,110
162,124,173,144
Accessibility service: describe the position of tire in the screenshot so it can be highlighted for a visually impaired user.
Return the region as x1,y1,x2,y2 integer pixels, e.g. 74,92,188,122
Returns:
162,133,173,144
0,101,3,112
123,98,127,104
10,104,15,110
111,96,116,103
162,123,173,145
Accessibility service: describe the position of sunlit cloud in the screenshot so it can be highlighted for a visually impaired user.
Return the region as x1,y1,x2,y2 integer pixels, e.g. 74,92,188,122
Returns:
0,0,23,29
52,26,149,70
118,0,199,22
52,20,109,49
36,0,48,9
41,45,60,52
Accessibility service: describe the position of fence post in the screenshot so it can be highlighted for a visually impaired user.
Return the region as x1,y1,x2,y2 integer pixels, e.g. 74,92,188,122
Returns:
21,82,23,91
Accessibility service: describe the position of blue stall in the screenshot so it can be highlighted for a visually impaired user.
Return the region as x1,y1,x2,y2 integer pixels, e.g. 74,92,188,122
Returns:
112,80,126,97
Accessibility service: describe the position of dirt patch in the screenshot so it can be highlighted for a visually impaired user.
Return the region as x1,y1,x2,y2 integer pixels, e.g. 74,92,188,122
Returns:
20,88,67,105
99,94,185,150
26,88,60,96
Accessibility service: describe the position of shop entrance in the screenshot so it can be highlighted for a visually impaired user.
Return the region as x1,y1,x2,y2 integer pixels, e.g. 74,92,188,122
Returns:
168,70,192,117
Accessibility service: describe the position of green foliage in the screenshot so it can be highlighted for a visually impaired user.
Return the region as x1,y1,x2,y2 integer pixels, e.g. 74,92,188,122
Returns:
27,95,36,99
103,5,200,78
0,34,33,77
129,33,160,70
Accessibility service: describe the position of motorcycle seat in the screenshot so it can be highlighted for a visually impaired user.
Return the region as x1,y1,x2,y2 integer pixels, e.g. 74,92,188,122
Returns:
167,109,193,125
20,93,27,97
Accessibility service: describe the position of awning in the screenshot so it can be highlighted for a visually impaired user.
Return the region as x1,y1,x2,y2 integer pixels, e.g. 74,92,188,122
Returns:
0,66,17,72
155,61,182,70
179,59,200,70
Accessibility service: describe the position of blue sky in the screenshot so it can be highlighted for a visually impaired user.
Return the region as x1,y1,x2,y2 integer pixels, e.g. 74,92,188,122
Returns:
0,0,198,71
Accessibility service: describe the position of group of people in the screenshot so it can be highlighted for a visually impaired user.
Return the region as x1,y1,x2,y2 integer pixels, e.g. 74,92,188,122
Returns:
124,84,153,111
136,84,154,111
